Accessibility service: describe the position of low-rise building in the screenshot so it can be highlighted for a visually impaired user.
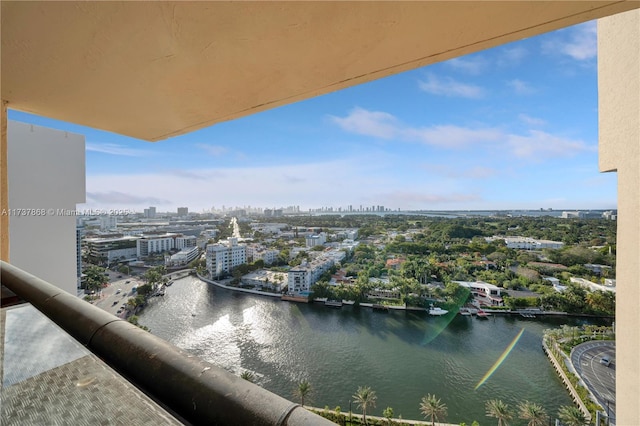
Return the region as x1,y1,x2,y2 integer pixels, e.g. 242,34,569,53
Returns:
455,281,504,306
167,246,200,266
305,233,326,248
570,277,616,293
137,233,178,257
486,236,564,250
241,270,287,292
85,235,139,265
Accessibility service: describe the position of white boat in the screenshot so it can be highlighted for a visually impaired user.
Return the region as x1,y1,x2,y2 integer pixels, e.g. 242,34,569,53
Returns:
459,308,472,316
429,305,449,316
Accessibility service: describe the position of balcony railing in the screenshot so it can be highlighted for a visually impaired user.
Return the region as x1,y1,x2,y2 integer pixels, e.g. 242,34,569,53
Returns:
0,261,334,426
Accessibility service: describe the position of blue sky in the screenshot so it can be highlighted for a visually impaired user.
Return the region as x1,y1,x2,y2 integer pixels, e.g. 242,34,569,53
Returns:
9,20,617,213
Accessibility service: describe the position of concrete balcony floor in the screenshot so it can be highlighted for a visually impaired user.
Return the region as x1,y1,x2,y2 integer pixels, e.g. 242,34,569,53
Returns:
0,303,183,425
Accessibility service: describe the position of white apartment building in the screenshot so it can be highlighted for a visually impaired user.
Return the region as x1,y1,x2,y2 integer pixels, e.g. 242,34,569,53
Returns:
167,246,200,266
176,235,197,249
305,233,326,248
486,236,564,250
7,121,85,296
137,233,177,257
241,270,287,292
98,215,117,231
570,277,616,293
246,245,280,265
287,254,336,295
561,211,587,219
206,238,247,278
287,269,311,294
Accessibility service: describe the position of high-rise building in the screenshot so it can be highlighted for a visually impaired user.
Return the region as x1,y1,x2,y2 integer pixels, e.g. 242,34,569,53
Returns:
144,206,156,218
206,238,246,278
177,207,188,216
7,121,85,296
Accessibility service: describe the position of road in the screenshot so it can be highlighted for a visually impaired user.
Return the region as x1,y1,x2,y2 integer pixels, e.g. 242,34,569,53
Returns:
571,340,616,423
90,272,145,318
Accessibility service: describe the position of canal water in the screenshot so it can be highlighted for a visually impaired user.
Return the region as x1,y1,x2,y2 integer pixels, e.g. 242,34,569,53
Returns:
138,276,603,424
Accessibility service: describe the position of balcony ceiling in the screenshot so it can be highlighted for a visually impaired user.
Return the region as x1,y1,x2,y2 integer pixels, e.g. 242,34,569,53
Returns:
2,1,638,142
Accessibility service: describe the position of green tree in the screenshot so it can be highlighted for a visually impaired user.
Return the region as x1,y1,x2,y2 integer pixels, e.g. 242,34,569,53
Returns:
84,265,108,293
294,380,312,407
517,401,548,426
485,399,512,426
382,407,394,425
353,386,377,425
127,315,150,331
420,394,447,426
557,405,588,426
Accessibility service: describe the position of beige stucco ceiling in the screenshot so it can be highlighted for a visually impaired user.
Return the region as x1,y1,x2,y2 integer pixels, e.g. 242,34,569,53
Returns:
2,1,638,142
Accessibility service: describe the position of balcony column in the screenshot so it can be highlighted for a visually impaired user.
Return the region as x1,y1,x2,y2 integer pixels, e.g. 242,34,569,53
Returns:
598,9,640,425
1,101,8,261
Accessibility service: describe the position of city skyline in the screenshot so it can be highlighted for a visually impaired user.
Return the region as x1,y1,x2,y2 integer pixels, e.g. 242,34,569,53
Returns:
8,20,616,213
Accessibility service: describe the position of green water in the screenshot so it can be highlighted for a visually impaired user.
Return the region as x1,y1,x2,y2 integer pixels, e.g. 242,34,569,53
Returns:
139,277,605,424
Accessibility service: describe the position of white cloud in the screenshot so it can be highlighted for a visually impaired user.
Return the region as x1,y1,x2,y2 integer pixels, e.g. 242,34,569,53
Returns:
86,191,170,205
329,107,399,139
507,79,536,95
421,164,499,179
446,57,488,74
498,46,528,66
86,143,149,157
84,159,387,212
197,144,229,156
331,108,501,148
331,108,591,161
405,125,502,148
518,114,546,127
506,130,593,159
418,74,485,99
542,21,597,61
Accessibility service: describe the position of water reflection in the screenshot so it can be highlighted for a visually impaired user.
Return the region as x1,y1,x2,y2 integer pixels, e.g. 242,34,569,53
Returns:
139,276,608,423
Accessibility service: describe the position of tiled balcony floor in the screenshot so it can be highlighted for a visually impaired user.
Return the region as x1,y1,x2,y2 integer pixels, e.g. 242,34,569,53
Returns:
1,304,183,425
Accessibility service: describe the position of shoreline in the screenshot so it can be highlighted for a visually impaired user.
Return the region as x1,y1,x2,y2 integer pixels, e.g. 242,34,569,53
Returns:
194,274,613,320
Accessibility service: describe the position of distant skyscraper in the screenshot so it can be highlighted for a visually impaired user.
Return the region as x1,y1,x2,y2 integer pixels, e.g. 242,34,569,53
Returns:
144,206,156,218
177,207,188,216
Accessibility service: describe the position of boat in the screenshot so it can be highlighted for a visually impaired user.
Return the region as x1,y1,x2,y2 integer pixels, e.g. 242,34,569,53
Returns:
476,309,490,319
429,305,449,316
459,308,472,316
324,300,343,308
372,304,389,312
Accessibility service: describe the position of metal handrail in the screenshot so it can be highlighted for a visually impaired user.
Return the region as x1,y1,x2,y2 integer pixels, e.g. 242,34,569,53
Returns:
0,261,334,426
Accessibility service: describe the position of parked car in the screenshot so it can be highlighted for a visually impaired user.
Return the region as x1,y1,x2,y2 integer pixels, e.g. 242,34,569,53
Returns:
600,357,611,367
116,289,121,294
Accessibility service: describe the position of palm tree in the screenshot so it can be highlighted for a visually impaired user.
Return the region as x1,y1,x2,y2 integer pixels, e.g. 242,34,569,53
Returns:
240,371,254,382
485,399,513,426
558,405,588,426
517,401,548,426
382,406,394,425
353,386,377,425
294,380,312,407
420,394,447,426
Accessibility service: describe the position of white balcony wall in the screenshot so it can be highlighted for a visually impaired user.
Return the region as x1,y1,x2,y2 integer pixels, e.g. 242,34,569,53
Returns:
8,121,85,295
